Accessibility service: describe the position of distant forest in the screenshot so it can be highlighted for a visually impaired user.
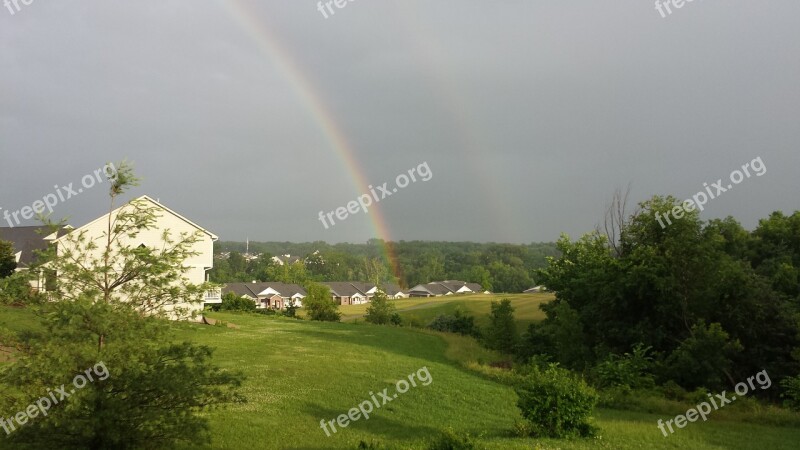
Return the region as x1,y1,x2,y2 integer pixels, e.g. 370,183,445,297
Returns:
210,240,560,292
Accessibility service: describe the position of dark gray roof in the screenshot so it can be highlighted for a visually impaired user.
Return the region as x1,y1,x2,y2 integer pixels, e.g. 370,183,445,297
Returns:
408,280,478,296
380,283,404,295
222,283,259,298
466,283,484,293
322,282,370,297
0,226,62,267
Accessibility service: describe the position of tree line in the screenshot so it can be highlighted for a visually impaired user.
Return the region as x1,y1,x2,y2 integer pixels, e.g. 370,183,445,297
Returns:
210,239,559,292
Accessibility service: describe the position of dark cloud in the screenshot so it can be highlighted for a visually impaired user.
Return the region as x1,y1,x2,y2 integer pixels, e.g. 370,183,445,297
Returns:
2,1,798,243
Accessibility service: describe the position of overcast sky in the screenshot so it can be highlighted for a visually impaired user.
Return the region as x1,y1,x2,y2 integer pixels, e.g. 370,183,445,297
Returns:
1,1,798,244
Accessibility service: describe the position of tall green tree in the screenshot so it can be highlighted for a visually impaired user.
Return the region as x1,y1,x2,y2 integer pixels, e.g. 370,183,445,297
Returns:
0,161,244,448
0,239,16,278
535,196,800,391
485,299,518,354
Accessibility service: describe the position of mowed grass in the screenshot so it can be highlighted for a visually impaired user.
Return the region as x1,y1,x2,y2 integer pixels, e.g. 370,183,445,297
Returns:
171,312,521,449
3,305,800,449
171,312,800,449
337,293,552,329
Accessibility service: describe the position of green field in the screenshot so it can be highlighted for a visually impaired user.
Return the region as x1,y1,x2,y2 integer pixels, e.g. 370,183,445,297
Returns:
3,306,800,449
334,293,552,329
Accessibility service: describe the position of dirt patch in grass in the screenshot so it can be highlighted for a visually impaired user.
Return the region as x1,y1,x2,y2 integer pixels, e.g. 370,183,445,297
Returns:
0,345,16,363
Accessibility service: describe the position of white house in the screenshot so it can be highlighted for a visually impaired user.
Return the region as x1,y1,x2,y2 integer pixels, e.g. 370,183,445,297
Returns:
2,195,221,318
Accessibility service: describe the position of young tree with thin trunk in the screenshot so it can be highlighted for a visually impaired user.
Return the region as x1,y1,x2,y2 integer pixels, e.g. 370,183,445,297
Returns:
0,162,243,449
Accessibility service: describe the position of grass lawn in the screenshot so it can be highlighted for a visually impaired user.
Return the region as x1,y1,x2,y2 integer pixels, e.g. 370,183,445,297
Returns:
3,305,800,449
170,311,800,449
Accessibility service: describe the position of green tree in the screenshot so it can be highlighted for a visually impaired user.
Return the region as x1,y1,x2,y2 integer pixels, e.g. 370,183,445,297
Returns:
364,290,397,325
220,291,256,312
0,161,244,448
485,299,518,353
0,239,15,278
266,261,309,285
303,282,340,322
535,196,800,391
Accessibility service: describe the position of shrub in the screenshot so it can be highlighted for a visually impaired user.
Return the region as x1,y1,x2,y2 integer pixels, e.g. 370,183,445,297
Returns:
0,273,46,306
591,343,655,390
426,428,477,450
283,299,298,317
220,292,256,312
428,308,481,337
304,283,340,322
780,375,800,411
365,291,397,325
515,364,599,438
390,312,403,326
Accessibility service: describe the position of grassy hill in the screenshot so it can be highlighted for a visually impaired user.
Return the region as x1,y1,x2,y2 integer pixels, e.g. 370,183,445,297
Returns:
3,306,800,449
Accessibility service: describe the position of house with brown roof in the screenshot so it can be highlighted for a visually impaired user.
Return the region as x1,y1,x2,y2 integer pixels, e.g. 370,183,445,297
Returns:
222,281,307,309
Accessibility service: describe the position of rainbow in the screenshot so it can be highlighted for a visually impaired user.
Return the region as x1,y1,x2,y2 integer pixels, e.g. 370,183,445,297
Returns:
218,0,403,281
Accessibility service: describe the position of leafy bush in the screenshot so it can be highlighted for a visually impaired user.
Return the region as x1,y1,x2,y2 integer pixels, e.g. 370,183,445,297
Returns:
220,292,256,312
283,299,298,317
780,375,800,411
0,270,47,306
390,312,403,325
663,322,743,391
304,283,340,322
428,308,481,337
515,364,598,438
365,291,397,325
591,343,655,390
426,428,477,450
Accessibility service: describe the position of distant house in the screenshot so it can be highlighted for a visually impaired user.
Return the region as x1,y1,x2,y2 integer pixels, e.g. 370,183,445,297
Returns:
0,226,68,290
271,254,303,266
379,283,408,299
322,282,373,305
1,196,220,316
223,282,307,309
407,280,484,297
523,285,547,293
466,282,489,294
